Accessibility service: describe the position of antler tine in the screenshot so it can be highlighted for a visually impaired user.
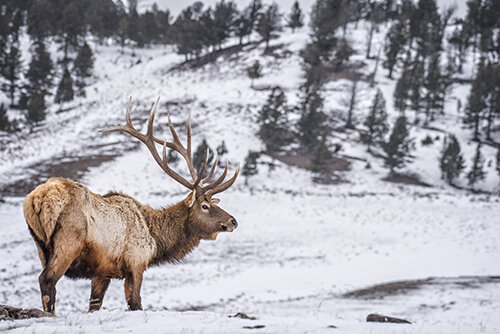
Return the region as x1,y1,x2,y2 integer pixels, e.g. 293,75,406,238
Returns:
125,96,133,128
205,164,240,196
203,162,228,191
101,98,195,190
193,148,210,189
167,114,198,180
202,152,218,183
187,111,192,158
146,97,160,136
161,139,194,189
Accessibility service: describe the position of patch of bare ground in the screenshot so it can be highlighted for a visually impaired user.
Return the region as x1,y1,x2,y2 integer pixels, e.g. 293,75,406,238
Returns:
271,152,350,172
383,172,432,188
343,276,500,300
169,42,260,72
0,153,118,197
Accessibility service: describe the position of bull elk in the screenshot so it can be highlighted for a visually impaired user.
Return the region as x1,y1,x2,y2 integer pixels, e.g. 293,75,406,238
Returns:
23,98,239,314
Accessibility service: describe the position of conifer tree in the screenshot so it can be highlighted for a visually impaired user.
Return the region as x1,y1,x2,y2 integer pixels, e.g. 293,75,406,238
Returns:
257,87,291,153
394,66,411,113
256,3,282,52
217,140,227,161
247,60,263,87
361,89,388,152
464,64,489,140
242,151,259,180
297,87,327,152
382,116,413,174
383,21,407,78
73,42,95,96
341,79,359,129
193,139,214,176
466,143,486,189
423,53,443,124
0,103,11,132
27,92,46,123
310,133,334,182
310,0,343,56
287,1,304,32
55,66,74,104
408,57,425,120
439,134,465,185
496,147,500,182
1,41,22,106
26,41,54,96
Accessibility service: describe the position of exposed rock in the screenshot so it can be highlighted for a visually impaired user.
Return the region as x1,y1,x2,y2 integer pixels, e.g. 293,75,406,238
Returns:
230,312,257,320
242,325,265,329
0,305,54,321
366,313,411,324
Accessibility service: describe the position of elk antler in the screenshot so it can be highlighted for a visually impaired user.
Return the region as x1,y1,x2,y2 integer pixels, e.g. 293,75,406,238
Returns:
101,98,239,196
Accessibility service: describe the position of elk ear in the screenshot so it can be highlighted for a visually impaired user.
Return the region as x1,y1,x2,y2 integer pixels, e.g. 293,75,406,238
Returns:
188,190,196,208
210,198,220,205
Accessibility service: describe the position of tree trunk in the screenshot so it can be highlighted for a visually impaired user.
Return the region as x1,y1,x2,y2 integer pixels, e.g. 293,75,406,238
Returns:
366,23,375,59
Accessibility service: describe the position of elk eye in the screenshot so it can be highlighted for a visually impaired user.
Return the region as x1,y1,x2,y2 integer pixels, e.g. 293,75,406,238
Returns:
202,204,209,210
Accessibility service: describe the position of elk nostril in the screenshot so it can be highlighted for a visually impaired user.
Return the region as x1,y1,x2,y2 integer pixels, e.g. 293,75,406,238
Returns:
231,218,238,228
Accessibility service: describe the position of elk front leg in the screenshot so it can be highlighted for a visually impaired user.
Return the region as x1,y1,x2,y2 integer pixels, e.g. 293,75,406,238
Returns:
89,277,111,312
124,271,143,311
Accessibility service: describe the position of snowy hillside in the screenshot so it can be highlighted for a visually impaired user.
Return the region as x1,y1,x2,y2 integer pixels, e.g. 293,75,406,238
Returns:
1,7,500,334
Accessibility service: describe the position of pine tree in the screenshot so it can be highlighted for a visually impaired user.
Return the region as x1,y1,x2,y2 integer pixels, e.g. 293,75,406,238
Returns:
310,133,334,182
366,2,386,59
27,0,53,42
466,143,486,189
212,0,237,49
256,3,282,52
247,60,263,87
0,103,11,132
423,53,443,124
383,21,407,78
193,139,214,176
361,89,388,152
287,1,304,32
394,65,411,112
408,57,425,120
216,141,228,163
73,42,95,96
27,92,46,123
55,66,74,104
439,134,465,185
496,147,500,182
310,0,343,56
297,87,327,152
382,116,413,174
341,79,359,129
242,151,259,180
26,41,54,96
257,87,291,153
0,41,22,106
464,64,489,140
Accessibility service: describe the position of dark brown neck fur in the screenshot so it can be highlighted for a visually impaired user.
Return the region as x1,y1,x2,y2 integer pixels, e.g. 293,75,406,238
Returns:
140,199,201,267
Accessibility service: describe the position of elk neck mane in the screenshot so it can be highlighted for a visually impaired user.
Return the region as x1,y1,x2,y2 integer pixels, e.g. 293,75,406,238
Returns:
139,196,202,266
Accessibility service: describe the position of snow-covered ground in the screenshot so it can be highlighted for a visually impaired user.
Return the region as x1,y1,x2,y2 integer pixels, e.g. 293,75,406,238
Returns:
1,15,499,334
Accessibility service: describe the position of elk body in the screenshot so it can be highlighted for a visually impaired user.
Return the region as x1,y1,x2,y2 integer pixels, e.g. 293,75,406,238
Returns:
23,99,239,314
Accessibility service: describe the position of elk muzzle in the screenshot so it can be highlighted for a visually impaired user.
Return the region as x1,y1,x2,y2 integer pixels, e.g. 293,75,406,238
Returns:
220,217,238,232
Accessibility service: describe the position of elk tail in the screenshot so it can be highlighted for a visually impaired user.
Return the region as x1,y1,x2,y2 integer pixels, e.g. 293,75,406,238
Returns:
24,179,69,262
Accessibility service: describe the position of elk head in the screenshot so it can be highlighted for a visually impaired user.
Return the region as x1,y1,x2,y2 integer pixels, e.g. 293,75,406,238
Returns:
102,98,239,240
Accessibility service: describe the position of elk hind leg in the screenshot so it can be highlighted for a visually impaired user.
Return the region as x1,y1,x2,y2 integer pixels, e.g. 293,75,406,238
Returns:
39,222,85,314
89,277,111,312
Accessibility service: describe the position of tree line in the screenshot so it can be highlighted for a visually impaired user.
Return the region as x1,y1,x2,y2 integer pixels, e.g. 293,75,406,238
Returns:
250,0,500,190
0,0,304,131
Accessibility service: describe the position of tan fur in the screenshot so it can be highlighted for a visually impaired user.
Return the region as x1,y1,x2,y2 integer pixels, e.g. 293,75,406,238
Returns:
24,177,237,314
